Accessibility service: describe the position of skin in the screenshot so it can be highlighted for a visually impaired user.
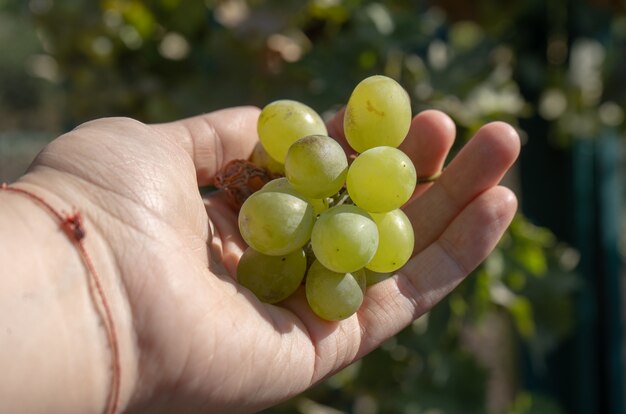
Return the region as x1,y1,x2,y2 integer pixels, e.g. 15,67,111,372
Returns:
0,107,519,413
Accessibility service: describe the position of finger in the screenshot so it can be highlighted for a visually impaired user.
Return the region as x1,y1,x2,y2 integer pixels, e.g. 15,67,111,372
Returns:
326,106,350,154
356,185,518,357
152,106,261,186
281,185,517,382
404,121,520,254
401,110,455,198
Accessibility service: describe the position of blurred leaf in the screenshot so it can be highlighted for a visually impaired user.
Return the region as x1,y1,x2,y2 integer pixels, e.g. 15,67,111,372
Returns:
512,243,548,276
507,391,566,414
104,0,155,39
508,296,536,338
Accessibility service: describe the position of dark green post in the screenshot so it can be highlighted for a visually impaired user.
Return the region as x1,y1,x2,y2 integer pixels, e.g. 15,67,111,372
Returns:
519,121,624,414
593,131,624,414
517,0,624,410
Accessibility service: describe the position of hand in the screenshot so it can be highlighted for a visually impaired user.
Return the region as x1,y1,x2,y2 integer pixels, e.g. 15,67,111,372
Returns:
14,106,519,413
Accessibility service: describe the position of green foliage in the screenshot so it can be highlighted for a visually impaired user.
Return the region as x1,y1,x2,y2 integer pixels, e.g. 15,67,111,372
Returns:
506,391,567,414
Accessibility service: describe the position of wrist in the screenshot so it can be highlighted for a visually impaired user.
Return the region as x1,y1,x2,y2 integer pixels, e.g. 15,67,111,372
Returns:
0,176,138,413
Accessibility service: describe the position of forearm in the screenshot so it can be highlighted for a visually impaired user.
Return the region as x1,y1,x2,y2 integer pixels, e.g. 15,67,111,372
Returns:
0,181,134,413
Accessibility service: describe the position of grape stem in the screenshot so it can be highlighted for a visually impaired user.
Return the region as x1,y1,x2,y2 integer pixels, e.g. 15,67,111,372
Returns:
331,189,352,207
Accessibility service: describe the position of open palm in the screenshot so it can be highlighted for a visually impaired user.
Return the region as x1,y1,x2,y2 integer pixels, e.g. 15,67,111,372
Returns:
19,106,519,413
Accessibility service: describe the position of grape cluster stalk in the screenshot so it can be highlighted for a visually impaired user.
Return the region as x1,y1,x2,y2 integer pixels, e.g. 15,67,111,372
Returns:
226,75,418,321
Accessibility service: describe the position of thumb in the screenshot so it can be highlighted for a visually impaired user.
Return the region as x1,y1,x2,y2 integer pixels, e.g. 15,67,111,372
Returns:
152,106,261,187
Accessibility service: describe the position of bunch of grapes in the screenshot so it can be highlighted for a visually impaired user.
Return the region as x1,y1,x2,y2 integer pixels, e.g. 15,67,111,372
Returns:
235,75,417,321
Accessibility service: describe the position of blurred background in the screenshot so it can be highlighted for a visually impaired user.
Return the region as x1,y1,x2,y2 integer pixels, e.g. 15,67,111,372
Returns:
1,0,625,413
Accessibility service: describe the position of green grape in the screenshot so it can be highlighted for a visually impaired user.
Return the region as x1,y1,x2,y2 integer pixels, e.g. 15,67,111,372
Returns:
343,75,412,153
260,177,296,193
311,205,378,273
346,146,416,213
261,177,328,215
257,100,328,163
367,209,414,272
305,260,365,321
238,190,314,255
237,247,306,304
249,141,284,176
363,268,393,286
354,268,368,292
285,135,348,199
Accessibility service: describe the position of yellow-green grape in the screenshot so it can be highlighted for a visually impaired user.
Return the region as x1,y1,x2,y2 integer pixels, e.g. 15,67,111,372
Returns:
257,100,328,163
305,260,365,321
367,209,414,272
285,135,348,199
363,268,393,286
249,141,284,176
237,247,306,304
261,177,327,215
343,75,412,153
238,190,314,255
347,146,416,213
311,205,378,273
260,177,291,192
354,268,367,292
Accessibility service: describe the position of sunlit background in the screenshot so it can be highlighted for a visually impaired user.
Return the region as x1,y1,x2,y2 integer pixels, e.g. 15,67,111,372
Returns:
1,1,625,413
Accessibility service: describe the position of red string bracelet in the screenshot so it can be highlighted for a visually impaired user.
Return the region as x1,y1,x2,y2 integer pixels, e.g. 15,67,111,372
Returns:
1,183,121,414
